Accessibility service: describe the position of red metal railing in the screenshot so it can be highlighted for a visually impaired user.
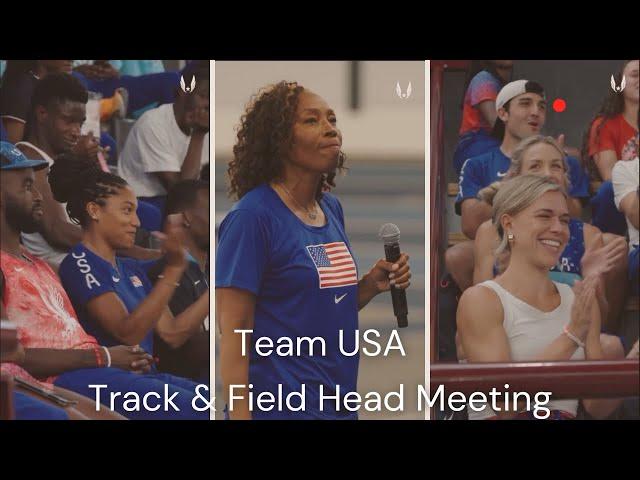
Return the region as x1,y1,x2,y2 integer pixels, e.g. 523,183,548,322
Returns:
430,62,444,364
430,60,470,363
431,360,640,399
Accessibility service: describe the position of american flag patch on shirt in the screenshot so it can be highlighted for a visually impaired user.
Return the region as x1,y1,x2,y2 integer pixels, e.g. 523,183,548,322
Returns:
306,242,358,289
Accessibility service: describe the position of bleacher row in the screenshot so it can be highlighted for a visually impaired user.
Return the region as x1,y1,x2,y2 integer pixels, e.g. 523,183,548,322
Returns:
1,60,211,420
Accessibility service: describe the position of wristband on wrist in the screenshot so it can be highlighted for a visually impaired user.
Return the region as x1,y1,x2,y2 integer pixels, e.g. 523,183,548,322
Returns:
563,325,585,348
102,346,112,368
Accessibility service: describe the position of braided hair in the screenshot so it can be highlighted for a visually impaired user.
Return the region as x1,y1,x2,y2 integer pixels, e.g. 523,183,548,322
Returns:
48,153,128,227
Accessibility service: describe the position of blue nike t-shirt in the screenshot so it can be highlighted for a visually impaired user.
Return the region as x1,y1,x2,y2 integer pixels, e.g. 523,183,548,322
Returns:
455,147,590,215
59,243,155,356
216,184,359,419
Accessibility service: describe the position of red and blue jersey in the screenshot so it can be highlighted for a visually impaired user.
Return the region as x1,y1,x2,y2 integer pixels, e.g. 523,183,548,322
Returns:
459,70,502,135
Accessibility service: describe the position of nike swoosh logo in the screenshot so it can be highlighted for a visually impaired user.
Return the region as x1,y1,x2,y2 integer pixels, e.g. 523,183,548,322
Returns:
194,280,201,285
497,171,507,177
334,293,348,304
14,267,24,272
112,276,120,283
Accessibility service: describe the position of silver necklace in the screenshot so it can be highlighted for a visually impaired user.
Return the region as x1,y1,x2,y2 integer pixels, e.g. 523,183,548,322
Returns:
278,183,318,220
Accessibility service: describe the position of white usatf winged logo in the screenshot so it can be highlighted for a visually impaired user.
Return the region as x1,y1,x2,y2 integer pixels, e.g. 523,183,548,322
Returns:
180,75,196,93
611,75,626,93
396,81,412,99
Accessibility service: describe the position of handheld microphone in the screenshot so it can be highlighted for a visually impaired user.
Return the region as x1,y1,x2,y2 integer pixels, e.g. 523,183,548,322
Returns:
378,223,408,328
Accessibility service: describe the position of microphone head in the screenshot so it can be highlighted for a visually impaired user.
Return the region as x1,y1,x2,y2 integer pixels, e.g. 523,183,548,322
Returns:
378,223,400,245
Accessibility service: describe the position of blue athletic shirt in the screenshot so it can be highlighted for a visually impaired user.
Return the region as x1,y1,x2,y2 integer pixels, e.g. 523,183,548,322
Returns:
455,147,590,215
59,243,155,357
216,184,359,419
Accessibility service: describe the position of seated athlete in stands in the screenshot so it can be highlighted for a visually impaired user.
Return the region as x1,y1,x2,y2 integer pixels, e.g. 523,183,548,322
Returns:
473,136,628,331
447,79,589,292
0,147,208,419
117,63,210,214
0,331,126,420
0,60,118,161
452,60,512,176
51,155,210,392
457,175,633,420
147,180,210,383
12,75,159,269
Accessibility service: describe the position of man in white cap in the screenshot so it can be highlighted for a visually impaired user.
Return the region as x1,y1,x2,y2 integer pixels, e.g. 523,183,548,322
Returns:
455,79,589,238
445,79,590,292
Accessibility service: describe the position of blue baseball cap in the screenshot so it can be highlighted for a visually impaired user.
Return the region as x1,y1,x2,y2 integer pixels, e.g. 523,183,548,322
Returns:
0,141,49,171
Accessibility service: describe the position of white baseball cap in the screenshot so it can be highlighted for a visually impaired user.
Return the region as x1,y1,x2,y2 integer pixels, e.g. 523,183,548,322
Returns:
496,79,546,111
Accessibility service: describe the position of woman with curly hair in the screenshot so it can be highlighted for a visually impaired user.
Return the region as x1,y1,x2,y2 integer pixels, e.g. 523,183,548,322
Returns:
216,81,412,420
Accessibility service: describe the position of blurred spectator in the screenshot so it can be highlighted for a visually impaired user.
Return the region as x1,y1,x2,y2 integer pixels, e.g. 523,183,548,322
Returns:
118,64,209,214
584,60,638,236
14,75,159,269
452,60,512,175
148,180,210,383
72,60,184,119
14,73,91,269
612,156,640,294
109,60,166,77
1,61,71,144
0,60,120,164
585,60,639,181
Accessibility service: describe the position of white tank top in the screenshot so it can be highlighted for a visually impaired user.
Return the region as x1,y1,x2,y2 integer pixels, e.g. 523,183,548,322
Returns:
16,142,70,270
467,280,583,420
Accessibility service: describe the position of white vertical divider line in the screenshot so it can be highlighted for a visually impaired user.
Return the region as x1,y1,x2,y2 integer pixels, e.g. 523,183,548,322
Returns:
424,60,431,421
209,59,216,421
